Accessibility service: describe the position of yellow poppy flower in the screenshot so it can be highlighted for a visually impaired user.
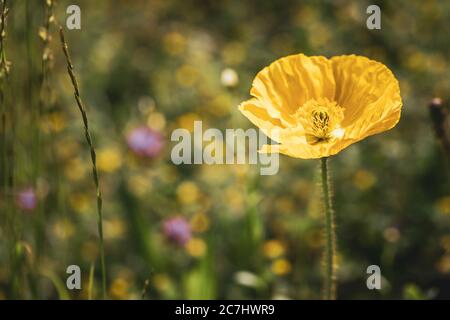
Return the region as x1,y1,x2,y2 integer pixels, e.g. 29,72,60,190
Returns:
239,54,402,159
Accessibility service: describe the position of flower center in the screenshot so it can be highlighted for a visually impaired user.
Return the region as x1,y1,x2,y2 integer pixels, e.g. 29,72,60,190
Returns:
311,108,330,138
294,98,344,144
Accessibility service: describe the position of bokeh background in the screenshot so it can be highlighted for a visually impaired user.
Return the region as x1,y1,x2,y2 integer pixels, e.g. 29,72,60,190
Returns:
1,0,450,299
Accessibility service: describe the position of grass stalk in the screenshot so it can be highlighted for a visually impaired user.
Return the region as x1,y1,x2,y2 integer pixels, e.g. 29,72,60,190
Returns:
0,0,18,299
0,0,9,190
58,27,107,299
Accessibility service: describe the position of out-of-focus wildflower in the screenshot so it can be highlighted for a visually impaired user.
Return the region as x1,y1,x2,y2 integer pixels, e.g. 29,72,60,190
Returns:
239,54,402,158
271,259,292,275
440,235,450,253
176,181,199,205
41,112,66,133
127,174,152,197
52,218,75,240
64,158,88,182
16,188,37,211
185,238,207,257
176,113,200,132
91,33,123,72
176,65,198,87
436,255,450,274
353,169,377,190
69,192,91,214
104,217,126,240
152,273,174,294
127,126,164,158
163,32,186,56
234,271,262,288
109,277,130,300
208,94,232,117
147,112,166,131
163,216,191,246
383,227,401,243
436,196,450,215
220,68,239,87
224,187,244,212
263,240,286,259
56,138,81,160
190,212,210,233
97,147,123,173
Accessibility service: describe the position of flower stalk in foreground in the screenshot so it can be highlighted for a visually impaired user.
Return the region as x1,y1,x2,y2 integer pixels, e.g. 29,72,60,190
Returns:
320,157,336,299
239,53,402,299
59,27,107,299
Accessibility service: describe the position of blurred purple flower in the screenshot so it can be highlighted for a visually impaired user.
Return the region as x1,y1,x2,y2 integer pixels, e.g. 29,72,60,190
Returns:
127,126,164,158
163,216,191,246
16,188,37,211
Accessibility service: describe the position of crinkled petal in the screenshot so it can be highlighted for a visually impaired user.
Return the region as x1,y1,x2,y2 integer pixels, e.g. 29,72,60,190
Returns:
259,140,347,159
250,54,336,125
331,55,402,140
238,98,284,142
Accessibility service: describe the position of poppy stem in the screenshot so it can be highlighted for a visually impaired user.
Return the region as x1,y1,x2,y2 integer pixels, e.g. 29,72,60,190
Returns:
320,157,337,300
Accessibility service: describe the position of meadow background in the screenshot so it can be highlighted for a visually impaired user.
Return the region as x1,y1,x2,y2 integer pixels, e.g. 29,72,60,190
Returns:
1,0,450,299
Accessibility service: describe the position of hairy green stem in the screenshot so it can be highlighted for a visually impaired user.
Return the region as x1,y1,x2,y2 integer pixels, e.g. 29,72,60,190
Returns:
321,157,337,300
59,27,107,299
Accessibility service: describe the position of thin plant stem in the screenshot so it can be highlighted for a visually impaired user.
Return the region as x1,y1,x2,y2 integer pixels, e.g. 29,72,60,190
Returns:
320,157,337,300
58,27,107,299
88,263,95,300
0,0,17,299
0,0,9,190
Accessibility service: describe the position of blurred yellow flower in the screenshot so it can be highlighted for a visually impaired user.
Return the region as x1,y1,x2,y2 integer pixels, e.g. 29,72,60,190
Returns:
163,32,186,56
147,112,166,131
190,212,210,233
69,192,91,214
104,217,126,240
185,238,207,257
271,259,292,275
109,278,130,300
436,196,450,215
153,274,173,293
176,65,198,87
353,169,377,190
52,218,75,240
437,255,450,274
41,112,66,133
64,158,87,181
177,113,200,132
97,147,123,173
263,240,286,259
239,54,402,159
176,181,199,205
225,186,244,212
